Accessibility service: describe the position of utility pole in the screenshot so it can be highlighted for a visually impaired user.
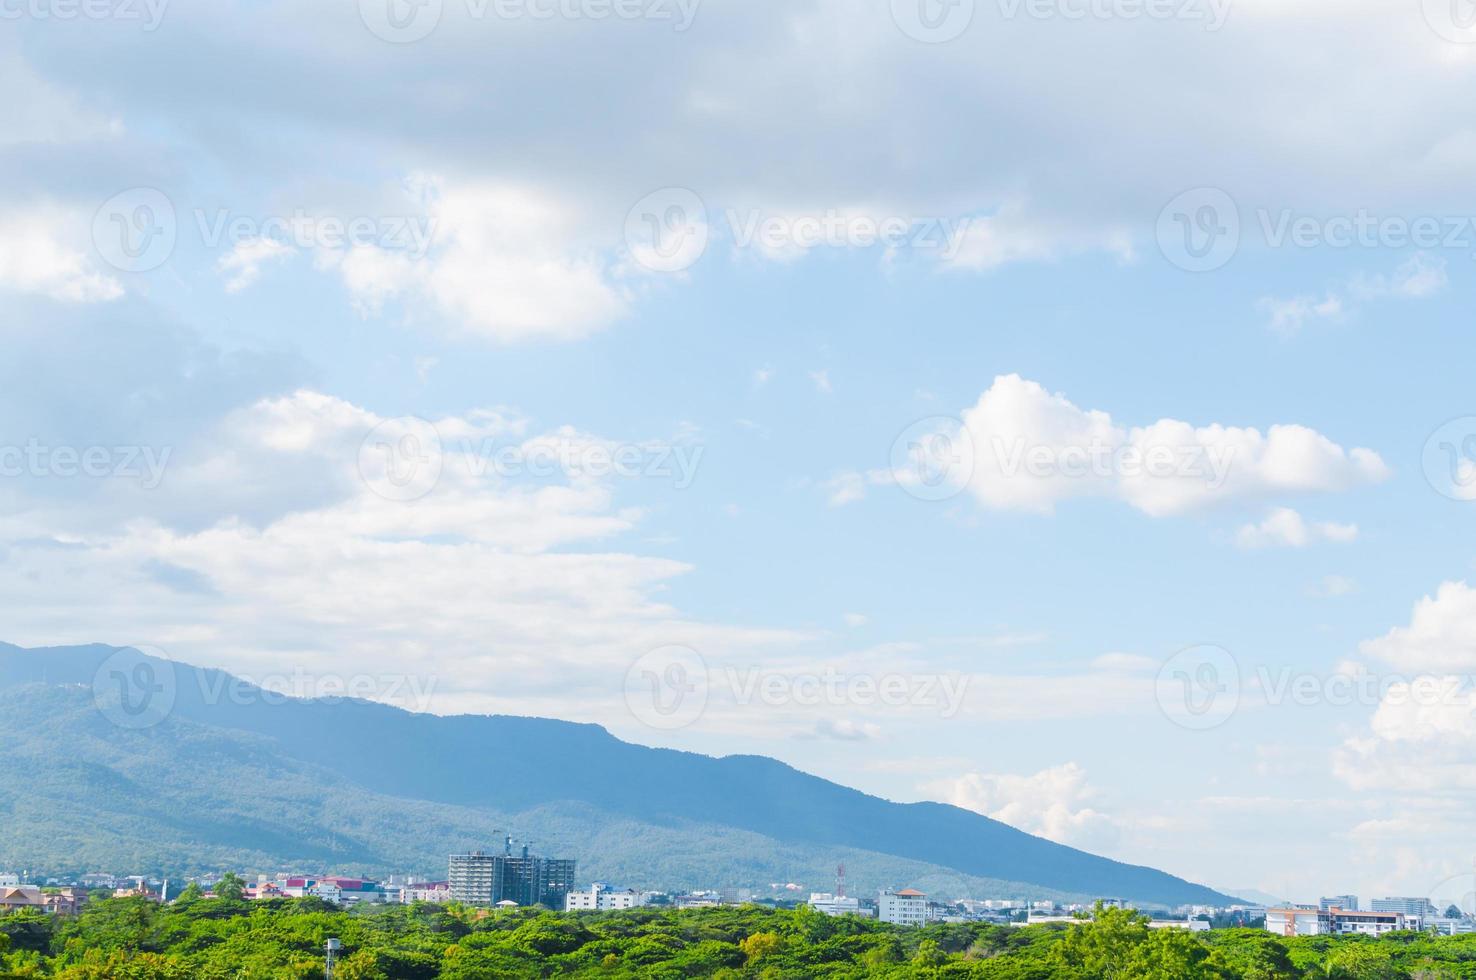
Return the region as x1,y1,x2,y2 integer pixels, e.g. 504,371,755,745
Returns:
324,938,340,979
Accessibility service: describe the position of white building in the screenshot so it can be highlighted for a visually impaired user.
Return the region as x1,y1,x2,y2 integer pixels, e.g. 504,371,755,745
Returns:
808,893,873,918
878,889,927,927
1266,906,1410,936
1428,916,1476,935
310,883,343,904
402,882,451,903
1370,897,1437,924
1320,895,1359,911
565,883,646,912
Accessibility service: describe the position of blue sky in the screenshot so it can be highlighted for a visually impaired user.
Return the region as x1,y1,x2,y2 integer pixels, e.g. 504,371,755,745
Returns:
7,0,1476,905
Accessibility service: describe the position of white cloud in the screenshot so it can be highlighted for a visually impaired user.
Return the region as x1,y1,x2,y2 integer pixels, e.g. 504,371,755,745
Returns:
217,237,294,293
925,763,1120,852
1261,254,1448,334
944,200,1135,271
334,176,626,343
1235,507,1358,549
1362,581,1476,673
1091,652,1157,671
809,369,832,394
1351,252,1450,301
823,472,866,507
842,612,868,628
0,209,122,303
1334,586,1476,793
0,390,804,723
811,718,881,741
1258,293,1343,334
1309,574,1357,598
948,375,1387,517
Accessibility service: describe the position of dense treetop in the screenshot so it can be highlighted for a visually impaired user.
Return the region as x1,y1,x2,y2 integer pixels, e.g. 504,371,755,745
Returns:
2,898,1475,978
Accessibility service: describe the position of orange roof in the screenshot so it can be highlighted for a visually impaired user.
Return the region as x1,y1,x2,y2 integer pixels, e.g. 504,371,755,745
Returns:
893,889,925,897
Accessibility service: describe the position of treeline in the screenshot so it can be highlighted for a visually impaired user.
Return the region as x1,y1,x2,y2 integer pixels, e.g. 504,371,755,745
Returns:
0,897,1474,978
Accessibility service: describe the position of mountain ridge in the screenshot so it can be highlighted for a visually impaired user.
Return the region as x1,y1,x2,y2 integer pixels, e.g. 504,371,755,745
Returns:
0,642,1238,907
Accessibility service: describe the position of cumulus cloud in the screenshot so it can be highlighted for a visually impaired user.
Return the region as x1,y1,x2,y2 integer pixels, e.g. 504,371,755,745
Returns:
0,389,801,723
1235,507,1358,549
333,176,626,343
0,208,122,303
1361,581,1476,673
925,763,1120,852
1334,586,1476,793
943,375,1387,517
218,237,294,293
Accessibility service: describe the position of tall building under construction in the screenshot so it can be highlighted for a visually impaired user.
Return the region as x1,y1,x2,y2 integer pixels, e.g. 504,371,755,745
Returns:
448,840,576,908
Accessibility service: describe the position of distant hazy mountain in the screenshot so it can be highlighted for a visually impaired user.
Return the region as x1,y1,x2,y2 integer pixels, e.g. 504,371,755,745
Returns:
0,643,1237,907
1222,888,1287,908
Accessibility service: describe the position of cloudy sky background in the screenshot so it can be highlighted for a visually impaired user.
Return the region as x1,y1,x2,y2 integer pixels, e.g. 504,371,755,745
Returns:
8,0,1476,904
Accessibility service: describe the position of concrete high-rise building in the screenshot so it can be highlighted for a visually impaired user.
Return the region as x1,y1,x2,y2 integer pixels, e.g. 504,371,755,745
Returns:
1320,895,1358,911
448,847,576,908
1369,897,1437,924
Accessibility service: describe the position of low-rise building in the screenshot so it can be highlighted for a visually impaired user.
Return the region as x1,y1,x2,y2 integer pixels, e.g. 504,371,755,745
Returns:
807,892,873,918
403,881,451,903
878,889,927,926
566,883,646,912
1428,916,1476,935
43,888,86,916
0,886,44,911
1266,906,1411,936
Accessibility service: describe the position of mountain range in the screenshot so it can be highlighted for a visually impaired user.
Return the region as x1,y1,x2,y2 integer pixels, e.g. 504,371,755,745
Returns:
0,642,1237,908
